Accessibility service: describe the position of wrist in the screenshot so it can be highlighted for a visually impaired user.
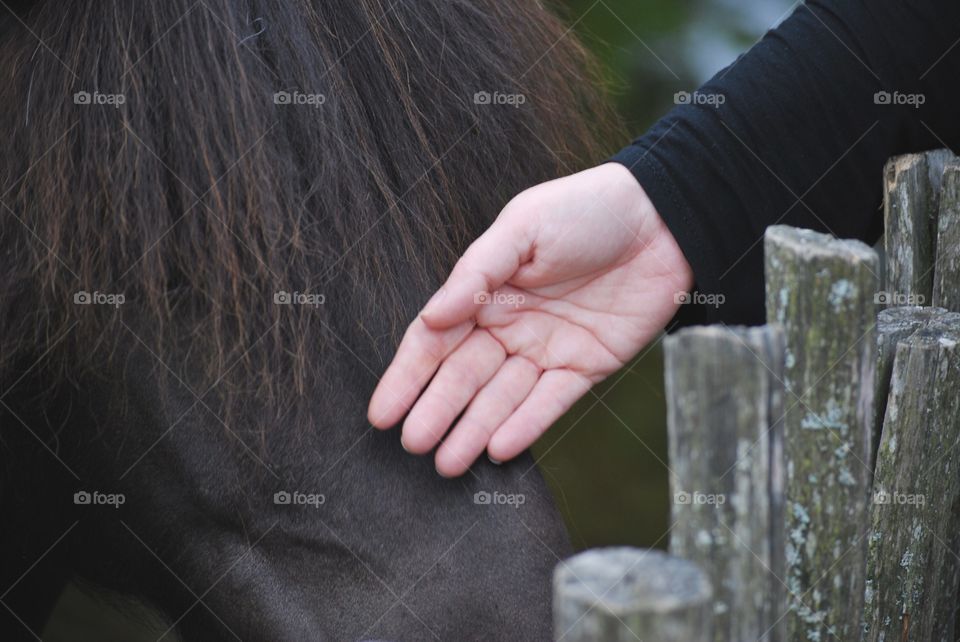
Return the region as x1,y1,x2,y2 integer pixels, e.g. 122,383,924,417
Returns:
601,162,695,295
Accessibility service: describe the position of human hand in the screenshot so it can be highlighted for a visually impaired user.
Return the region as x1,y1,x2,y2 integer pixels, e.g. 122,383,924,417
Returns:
367,163,694,477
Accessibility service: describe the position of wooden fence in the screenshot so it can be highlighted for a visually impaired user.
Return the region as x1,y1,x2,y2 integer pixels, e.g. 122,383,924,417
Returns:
552,149,960,641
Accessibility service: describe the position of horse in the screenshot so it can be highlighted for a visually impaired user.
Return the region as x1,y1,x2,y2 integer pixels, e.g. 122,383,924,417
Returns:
0,0,620,639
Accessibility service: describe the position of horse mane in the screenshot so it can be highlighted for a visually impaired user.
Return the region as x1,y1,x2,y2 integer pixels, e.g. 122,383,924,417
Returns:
0,0,622,428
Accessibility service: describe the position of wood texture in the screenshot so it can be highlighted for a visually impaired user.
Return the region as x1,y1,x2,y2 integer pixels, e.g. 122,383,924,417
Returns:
862,311,960,642
764,225,879,641
933,164,960,311
553,547,712,642
664,325,786,642
883,154,935,305
883,150,960,308
875,306,950,462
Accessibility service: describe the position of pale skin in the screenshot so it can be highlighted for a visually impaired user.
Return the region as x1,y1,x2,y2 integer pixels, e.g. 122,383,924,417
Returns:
367,162,695,477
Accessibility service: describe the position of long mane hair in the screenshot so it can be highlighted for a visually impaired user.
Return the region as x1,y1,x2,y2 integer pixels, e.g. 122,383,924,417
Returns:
0,0,621,429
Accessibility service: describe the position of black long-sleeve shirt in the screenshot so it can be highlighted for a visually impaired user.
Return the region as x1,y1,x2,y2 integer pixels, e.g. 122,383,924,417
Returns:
611,0,960,327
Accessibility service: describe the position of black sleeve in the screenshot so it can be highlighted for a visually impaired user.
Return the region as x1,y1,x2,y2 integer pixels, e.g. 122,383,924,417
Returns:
610,0,960,328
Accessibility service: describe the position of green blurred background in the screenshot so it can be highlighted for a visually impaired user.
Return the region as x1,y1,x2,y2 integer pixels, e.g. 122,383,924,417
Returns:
41,0,795,638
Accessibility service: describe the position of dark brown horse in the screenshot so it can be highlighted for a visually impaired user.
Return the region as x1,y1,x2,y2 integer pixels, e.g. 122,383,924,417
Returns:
0,0,619,638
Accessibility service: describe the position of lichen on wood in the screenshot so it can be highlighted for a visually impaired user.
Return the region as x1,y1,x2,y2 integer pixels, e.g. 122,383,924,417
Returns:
875,306,950,463
764,225,879,641
665,325,786,642
883,150,960,308
884,154,933,305
863,311,960,642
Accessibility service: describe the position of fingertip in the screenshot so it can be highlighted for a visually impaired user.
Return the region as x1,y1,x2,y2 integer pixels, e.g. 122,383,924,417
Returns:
419,306,453,329
367,409,388,429
435,443,474,478
419,289,476,329
485,438,513,465
400,422,435,456
367,385,408,429
434,455,464,479
366,395,390,429
487,428,529,464
366,402,387,429
421,287,446,317
399,435,419,456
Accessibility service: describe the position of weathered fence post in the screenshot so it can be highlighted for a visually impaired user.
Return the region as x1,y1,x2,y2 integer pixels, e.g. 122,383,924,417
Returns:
664,325,785,642
884,153,936,305
764,225,879,641
933,163,960,311
553,547,712,642
875,306,950,458
883,149,959,308
554,153,960,641
863,310,960,641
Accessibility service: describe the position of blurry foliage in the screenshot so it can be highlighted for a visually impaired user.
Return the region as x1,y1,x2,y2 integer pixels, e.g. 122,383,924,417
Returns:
552,0,794,131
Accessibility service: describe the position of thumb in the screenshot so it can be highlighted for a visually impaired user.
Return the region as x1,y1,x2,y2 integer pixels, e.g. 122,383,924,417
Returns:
421,208,534,329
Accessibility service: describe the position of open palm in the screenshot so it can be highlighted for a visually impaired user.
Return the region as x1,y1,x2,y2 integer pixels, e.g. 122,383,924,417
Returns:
368,164,693,477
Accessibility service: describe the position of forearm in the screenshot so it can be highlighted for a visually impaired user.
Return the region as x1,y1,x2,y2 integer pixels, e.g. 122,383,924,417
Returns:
612,0,960,326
